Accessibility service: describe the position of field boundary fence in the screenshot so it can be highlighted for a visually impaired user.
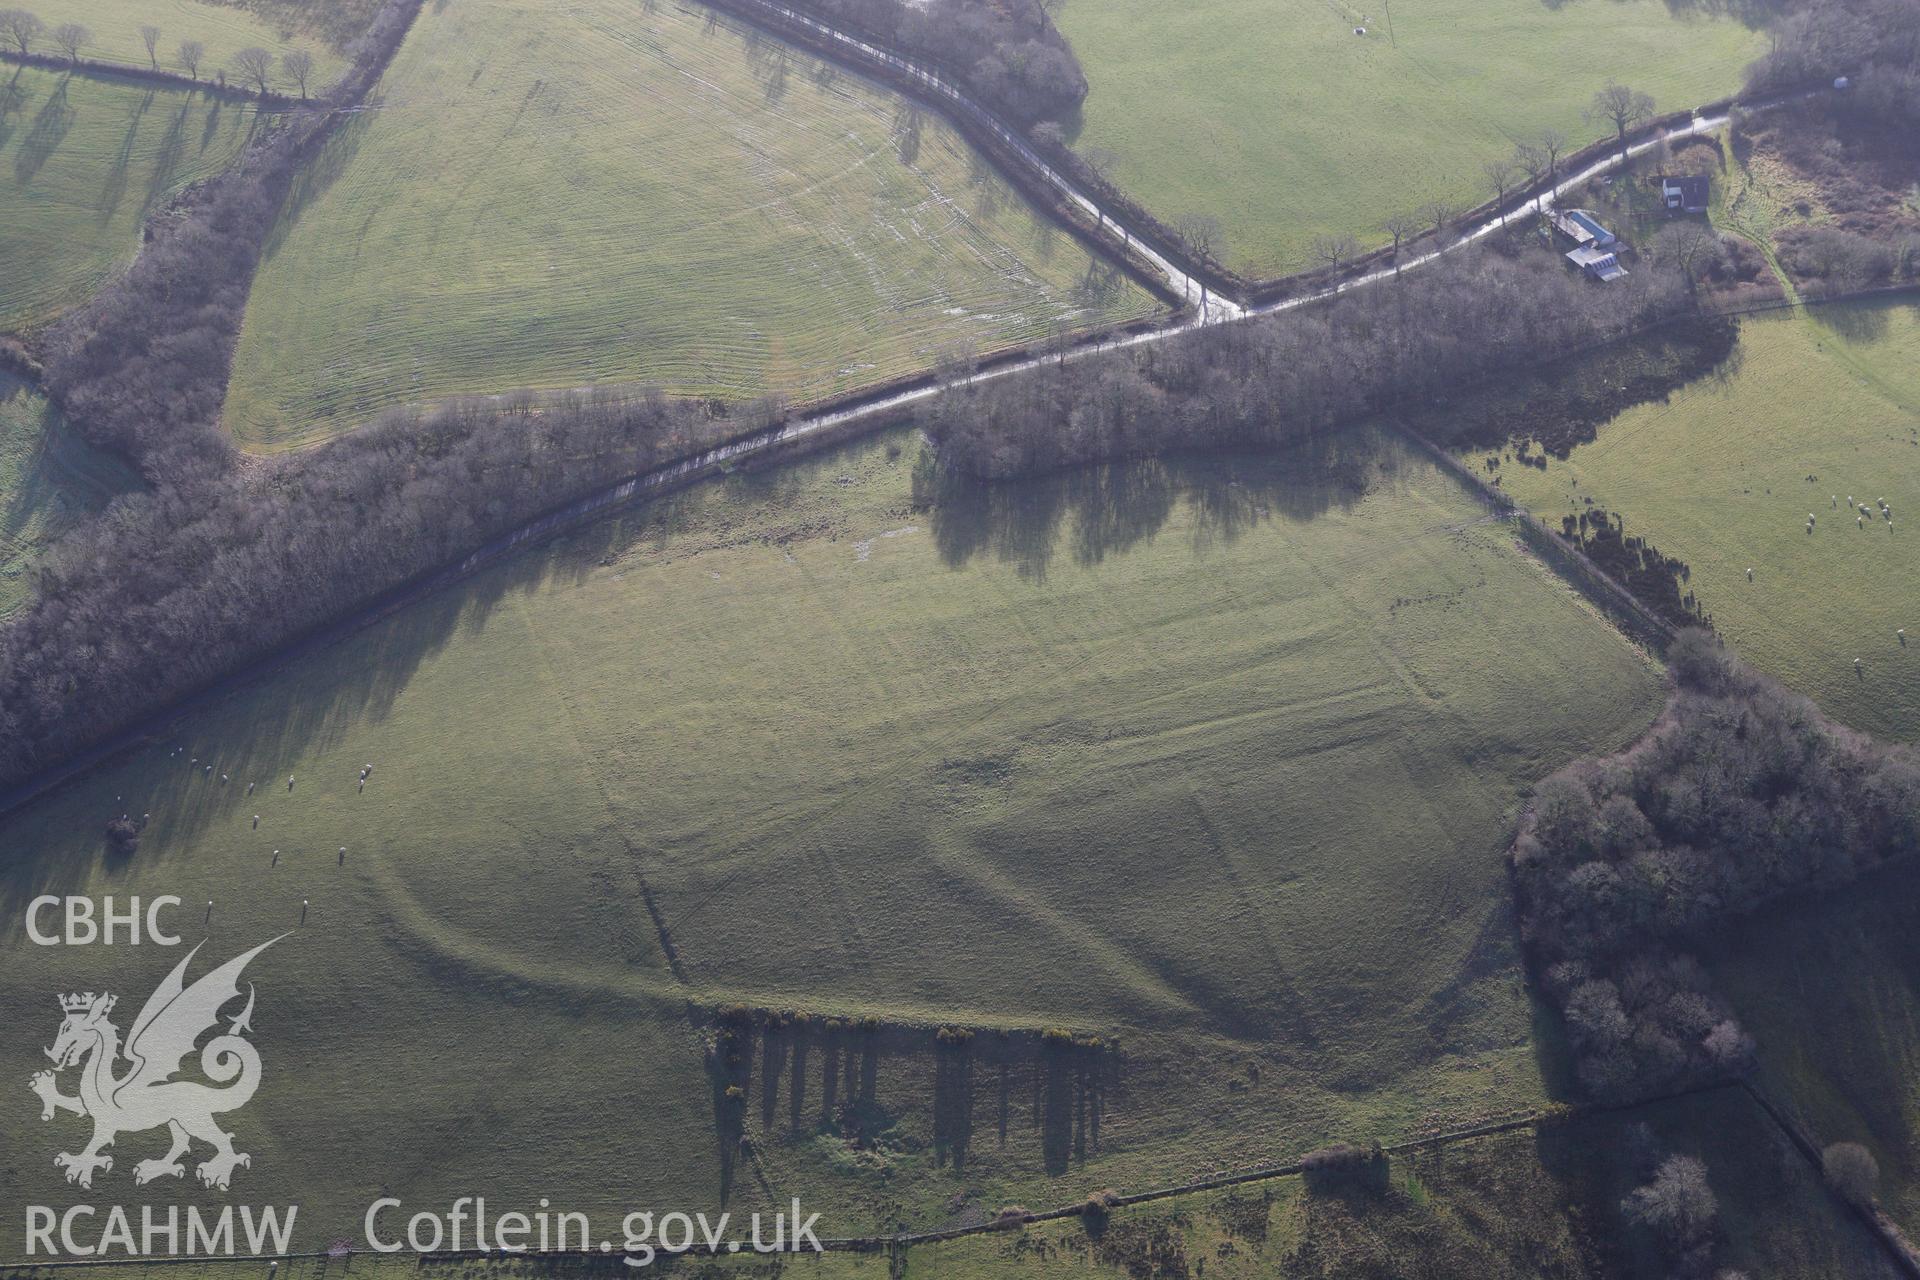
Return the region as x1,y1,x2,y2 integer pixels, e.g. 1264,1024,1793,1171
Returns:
7,1079,1854,1272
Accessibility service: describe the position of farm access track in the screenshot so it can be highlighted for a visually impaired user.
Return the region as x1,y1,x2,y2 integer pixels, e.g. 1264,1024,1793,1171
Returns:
0,13,1835,820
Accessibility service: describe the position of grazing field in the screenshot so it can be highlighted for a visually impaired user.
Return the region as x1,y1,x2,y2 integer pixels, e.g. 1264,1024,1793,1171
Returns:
15,0,353,88
0,423,1662,1236
221,0,1156,450
1705,863,1920,1245
1054,0,1768,275
710,1091,1893,1279
1493,301,1920,741
0,375,133,616
0,1092,1893,1274
0,66,260,330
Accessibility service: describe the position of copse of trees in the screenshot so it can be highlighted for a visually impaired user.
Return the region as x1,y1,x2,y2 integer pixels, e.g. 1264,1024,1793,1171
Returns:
1747,0,1920,131
39,0,419,487
922,240,1689,481
774,0,1087,125
0,390,718,786
1513,631,1920,1100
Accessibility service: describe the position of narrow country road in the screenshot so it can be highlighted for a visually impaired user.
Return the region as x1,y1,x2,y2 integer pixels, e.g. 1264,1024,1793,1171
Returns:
0,16,1816,818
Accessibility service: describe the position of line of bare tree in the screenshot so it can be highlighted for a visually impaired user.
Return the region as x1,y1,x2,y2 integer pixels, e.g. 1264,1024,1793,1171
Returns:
0,8,319,97
921,237,1692,482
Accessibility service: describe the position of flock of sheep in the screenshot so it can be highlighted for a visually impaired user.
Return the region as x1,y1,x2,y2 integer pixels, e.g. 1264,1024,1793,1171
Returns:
1760,492,1906,677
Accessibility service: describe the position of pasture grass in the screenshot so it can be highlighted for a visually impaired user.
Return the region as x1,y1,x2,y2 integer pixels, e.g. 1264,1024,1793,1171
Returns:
221,0,1156,450
0,423,1662,1235
1705,861,1920,1244
0,64,261,329
1491,300,1920,741
0,373,134,616
1055,0,1769,275
715,1091,1899,1277
16,0,354,88
0,1091,1893,1272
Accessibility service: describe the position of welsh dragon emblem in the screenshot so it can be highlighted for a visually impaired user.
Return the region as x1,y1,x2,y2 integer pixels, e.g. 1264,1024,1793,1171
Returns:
30,938,282,1190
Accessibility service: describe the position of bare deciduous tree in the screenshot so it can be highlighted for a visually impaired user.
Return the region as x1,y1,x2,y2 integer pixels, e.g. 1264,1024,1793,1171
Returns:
1418,200,1455,242
1483,156,1520,224
1079,145,1121,230
1823,1143,1879,1207
139,23,159,67
0,9,41,56
1514,141,1548,186
233,45,273,95
1173,212,1224,307
282,48,313,98
1536,126,1568,183
1654,220,1718,293
1622,1154,1718,1250
1382,211,1420,270
51,19,86,62
177,39,204,79
1590,81,1655,156
1309,232,1360,272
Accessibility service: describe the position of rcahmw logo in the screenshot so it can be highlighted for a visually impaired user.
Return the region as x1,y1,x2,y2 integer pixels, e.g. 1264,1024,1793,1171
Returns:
21,926,299,1259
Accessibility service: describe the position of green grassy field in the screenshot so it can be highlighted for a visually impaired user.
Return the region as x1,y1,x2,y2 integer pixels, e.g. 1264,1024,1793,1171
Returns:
0,423,1663,1240
1492,300,1920,741
2,1091,1893,1274
221,0,1156,451
0,65,261,330
0,374,133,615
1705,863,1920,1244
14,0,352,89
785,1091,1894,1279
1055,0,1769,276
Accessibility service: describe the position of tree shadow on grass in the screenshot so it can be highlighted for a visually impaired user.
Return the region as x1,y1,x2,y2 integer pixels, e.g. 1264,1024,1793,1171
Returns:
261,103,371,261
0,66,29,152
924,426,1387,582
95,87,156,225
14,75,74,186
1810,295,1906,347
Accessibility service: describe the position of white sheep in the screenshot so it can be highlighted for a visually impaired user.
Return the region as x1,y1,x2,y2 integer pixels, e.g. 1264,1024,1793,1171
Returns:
1746,568,1754,581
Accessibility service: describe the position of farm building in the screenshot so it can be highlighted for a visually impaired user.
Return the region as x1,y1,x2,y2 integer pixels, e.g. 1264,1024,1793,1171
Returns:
1566,243,1629,282
1552,208,1618,248
1657,174,1710,213
1552,208,1628,282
